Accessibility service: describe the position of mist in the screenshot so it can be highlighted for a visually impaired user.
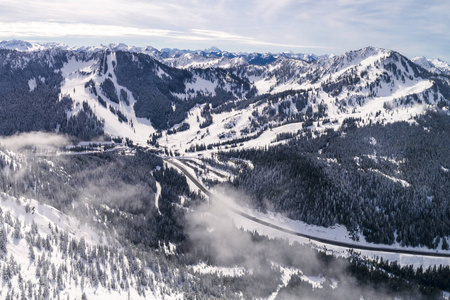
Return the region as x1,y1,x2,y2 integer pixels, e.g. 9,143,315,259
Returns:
0,140,159,231
185,185,426,299
76,164,155,212
0,131,70,152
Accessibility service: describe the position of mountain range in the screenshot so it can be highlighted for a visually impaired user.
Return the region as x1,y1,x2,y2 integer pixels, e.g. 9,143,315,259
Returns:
0,39,449,152
0,40,449,299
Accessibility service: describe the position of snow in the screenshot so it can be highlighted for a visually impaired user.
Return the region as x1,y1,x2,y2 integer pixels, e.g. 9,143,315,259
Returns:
28,78,37,91
0,192,184,300
0,40,48,52
240,123,301,149
159,73,435,158
369,168,411,187
160,52,251,69
155,180,162,215
253,76,278,94
301,275,326,289
185,74,218,96
177,157,232,184
267,266,301,300
0,149,24,170
267,264,335,299
59,55,156,146
191,262,246,277
160,100,301,155
0,192,100,245
443,291,450,300
155,66,169,79
162,241,177,255
412,56,450,75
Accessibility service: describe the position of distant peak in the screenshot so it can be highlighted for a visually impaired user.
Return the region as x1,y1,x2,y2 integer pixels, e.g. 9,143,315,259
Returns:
0,39,34,51
205,46,221,53
0,39,72,52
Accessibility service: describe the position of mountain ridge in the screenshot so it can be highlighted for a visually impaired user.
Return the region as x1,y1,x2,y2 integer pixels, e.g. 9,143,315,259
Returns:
0,41,449,153
2,40,449,72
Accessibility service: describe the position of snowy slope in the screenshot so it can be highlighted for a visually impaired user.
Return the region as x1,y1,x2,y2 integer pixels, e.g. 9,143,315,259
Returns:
60,54,157,145
0,40,449,154
57,49,255,145
0,192,182,300
158,47,447,155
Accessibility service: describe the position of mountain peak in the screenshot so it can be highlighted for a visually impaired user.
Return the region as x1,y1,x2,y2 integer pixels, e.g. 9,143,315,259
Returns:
412,56,450,75
0,39,72,52
0,39,36,51
205,46,221,53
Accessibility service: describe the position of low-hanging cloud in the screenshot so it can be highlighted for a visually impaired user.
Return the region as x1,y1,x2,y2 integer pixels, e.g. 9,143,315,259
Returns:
185,184,426,299
186,185,327,270
0,131,69,152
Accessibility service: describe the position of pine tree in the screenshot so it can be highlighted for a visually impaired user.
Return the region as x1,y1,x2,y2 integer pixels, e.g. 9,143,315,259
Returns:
442,238,449,250
29,244,35,260
13,219,22,239
0,227,7,253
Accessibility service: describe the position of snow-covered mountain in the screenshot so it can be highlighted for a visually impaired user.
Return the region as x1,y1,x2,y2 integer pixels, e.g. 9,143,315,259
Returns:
0,146,186,299
158,46,450,154
156,47,320,69
0,41,449,155
0,40,318,68
412,56,450,75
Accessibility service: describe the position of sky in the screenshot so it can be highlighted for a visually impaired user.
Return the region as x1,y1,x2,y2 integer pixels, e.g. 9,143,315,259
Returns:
0,0,449,61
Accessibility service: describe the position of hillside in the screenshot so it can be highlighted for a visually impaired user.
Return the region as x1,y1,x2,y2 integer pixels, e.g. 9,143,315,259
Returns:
0,42,449,151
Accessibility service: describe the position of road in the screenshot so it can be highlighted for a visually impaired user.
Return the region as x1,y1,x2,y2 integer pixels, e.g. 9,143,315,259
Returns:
166,157,450,259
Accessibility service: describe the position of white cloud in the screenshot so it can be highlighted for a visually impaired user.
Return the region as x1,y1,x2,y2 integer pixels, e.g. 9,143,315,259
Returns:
190,29,327,49
0,132,69,151
0,21,326,49
0,0,448,60
0,22,175,38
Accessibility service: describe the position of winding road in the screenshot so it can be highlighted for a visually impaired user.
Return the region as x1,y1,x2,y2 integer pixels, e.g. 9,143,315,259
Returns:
166,157,450,259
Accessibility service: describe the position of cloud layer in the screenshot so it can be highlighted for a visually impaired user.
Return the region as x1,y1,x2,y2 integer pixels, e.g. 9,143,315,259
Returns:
0,0,448,60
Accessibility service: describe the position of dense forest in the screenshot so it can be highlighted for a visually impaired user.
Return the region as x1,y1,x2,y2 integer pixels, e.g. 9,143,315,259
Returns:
0,147,449,298
221,111,450,248
0,50,104,140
